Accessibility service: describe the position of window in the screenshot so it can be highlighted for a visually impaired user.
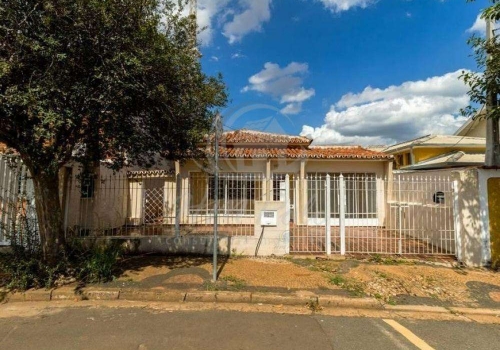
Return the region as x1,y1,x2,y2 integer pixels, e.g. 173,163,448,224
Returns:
307,173,377,219
272,174,286,201
342,173,377,219
189,173,262,215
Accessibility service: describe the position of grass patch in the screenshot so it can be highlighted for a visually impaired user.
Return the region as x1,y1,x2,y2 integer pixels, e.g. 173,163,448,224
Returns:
329,275,346,286
328,274,365,297
368,254,406,265
221,275,247,290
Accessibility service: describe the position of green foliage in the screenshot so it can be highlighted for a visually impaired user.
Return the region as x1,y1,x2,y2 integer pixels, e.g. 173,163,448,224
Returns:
68,240,123,284
0,0,227,170
0,0,227,261
328,274,365,297
0,245,65,290
221,275,247,290
461,1,500,120
329,274,346,286
368,254,405,265
0,235,123,291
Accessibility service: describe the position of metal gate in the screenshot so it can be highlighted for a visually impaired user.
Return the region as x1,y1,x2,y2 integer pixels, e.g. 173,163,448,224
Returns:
142,178,166,225
290,173,456,256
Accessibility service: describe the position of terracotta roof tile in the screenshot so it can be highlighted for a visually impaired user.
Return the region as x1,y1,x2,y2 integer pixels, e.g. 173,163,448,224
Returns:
215,130,312,145
211,146,392,160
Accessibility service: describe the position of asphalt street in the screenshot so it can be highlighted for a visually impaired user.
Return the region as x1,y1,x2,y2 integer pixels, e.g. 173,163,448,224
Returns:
0,307,499,350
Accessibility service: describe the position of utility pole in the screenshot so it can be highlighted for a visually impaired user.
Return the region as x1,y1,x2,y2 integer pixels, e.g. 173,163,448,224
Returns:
212,113,222,282
485,17,500,167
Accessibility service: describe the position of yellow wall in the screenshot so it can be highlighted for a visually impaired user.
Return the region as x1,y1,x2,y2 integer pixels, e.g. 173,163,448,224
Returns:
413,147,485,163
392,147,486,169
488,178,500,269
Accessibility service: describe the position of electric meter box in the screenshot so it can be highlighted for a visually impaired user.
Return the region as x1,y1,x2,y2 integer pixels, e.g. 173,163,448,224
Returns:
260,210,277,226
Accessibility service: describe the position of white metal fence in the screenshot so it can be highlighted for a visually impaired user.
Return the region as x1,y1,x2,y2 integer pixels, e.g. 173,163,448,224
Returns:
65,170,456,257
290,173,456,255
65,171,268,238
0,156,37,245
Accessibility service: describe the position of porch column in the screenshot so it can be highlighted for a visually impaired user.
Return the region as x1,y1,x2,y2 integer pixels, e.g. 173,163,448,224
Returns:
265,159,271,201
299,159,307,225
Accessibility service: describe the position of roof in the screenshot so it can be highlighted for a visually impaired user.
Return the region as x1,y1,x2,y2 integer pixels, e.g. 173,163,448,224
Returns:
201,129,392,160
383,135,486,153
400,151,485,170
210,145,392,160
215,130,312,146
455,113,487,138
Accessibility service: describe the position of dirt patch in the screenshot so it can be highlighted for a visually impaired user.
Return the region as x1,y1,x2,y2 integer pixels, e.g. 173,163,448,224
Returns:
164,274,205,285
202,258,336,290
119,265,171,282
344,264,500,306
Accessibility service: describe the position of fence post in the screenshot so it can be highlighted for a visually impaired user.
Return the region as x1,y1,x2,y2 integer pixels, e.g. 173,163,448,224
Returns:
175,173,181,238
398,176,403,255
339,174,346,255
285,174,291,254
453,179,462,262
325,174,331,255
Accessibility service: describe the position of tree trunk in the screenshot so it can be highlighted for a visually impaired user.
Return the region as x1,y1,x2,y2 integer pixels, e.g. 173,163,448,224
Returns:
31,170,66,264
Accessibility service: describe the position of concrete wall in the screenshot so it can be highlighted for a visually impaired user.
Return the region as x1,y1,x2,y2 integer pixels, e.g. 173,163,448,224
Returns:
488,177,500,269
451,168,500,266
127,200,289,256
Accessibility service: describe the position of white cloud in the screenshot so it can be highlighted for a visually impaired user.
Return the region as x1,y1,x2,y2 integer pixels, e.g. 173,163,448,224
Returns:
301,70,471,146
318,0,376,13
242,62,315,115
186,0,375,46
231,52,246,59
223,0,272,44
467,14,486,34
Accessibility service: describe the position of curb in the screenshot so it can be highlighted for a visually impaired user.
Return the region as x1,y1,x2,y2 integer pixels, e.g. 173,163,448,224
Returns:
5,288,500,318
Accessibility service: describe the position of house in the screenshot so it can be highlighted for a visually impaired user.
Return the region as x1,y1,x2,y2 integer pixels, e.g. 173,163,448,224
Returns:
383,134,486,170
62,130,394,255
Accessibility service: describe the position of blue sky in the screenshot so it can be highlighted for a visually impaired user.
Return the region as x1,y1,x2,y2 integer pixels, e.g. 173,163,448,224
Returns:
192,0,486,146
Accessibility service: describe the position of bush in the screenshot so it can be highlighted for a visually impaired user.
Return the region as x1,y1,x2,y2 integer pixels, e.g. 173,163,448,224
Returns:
0,235,123,291
0,246,66,290
69,240,123,284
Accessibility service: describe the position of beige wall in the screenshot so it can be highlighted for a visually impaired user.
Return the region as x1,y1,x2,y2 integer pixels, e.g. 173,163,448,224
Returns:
64,165,128,235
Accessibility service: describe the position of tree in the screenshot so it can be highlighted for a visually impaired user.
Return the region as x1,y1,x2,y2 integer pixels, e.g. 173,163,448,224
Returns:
0,0,227,263
462,0,500,166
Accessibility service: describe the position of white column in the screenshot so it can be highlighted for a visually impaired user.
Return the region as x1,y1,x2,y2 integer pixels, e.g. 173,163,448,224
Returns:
339,174,346,255
285,174,291,254
325,174,331,255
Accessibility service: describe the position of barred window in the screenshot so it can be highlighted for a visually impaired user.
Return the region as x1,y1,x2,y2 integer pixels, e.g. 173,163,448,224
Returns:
189,173,263,215
307,173,377,219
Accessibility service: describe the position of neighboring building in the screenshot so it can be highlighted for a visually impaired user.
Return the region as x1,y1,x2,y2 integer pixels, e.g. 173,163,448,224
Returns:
383,134,486,170
455,109,487,138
